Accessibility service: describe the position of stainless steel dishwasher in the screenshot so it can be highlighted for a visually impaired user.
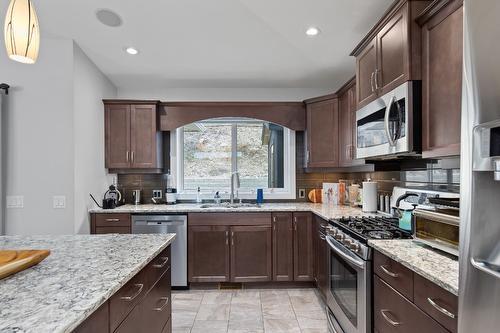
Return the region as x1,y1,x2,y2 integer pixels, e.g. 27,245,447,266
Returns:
132,214,187,289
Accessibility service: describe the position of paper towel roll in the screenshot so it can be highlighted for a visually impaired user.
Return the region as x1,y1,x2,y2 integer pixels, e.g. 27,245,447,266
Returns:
362,181,378,212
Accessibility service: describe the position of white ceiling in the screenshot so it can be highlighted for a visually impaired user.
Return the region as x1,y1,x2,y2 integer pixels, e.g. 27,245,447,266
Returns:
32,0,392,91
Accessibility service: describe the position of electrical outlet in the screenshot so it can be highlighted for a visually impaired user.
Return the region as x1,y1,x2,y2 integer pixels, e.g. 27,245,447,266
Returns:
152,190,162,199
53,196,66,209
6,196,24,208
298,189,306,199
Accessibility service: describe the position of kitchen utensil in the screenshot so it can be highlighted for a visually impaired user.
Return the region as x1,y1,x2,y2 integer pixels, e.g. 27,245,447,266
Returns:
0,250,50,280
362,181,377,212
395,192,419,232
132,190,141,205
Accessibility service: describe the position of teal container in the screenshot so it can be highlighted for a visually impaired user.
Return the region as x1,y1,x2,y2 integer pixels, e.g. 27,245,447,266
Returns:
399,211,413,232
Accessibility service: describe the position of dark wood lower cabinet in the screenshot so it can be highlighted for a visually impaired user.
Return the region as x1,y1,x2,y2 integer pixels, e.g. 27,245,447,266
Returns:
293,213,314,281
374,276,448,333
188,225,230,282
74,246,171,333
272,213,294,281
314,216,329,299
231,225,272,282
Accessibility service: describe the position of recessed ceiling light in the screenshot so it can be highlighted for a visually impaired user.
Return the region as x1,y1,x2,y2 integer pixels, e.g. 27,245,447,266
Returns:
96,9,122,27
125,47,139,55
306,27,320,36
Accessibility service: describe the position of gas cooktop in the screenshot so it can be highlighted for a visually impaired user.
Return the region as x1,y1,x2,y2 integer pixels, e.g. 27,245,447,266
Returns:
331,216,412,242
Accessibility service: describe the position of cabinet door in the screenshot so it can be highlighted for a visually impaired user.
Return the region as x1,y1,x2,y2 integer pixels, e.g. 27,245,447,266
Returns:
130,104,159,168
314,216,328,298
421,2,463,158
105,104,131,169
339,89,351,167
188,226,230,282
376,4,409,96
293,213,314,281
272,213,293,281
231,225,272,282
356,38,378,108
306,99,339,168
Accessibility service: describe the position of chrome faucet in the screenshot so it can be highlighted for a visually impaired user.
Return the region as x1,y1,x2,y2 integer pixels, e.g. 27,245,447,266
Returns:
230,172,240,204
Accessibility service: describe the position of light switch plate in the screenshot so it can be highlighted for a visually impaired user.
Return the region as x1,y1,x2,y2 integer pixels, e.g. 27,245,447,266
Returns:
53,196,66,209
6,196,24,208
298,189,306,199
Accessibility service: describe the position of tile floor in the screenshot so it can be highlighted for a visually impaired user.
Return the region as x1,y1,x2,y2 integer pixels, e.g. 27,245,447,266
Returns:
171,288,328,333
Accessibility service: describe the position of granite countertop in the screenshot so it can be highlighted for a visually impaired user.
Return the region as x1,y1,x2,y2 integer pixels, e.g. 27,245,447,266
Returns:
368,239,459,296
0,234,176,333
89,202,380,221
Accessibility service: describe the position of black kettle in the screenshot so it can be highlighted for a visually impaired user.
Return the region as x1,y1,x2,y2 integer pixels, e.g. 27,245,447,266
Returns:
90,185,122,209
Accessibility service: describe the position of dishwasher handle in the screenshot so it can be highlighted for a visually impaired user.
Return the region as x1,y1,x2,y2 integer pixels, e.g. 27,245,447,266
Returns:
145,220,184,226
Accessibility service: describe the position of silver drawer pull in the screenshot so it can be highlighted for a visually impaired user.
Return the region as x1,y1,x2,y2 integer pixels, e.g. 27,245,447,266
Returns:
120,283,144,301
380,265,399,278
105,218,120,222
427,297,456,319
153,257,169,268
153,297,170,312
380,309,401,326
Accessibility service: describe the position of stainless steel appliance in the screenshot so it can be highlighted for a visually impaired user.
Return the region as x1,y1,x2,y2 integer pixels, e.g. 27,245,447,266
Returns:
460,0,500,331
356,81,421,159
325,216,411,333
132,190,141,205
391,187,460,256
132,214,187,288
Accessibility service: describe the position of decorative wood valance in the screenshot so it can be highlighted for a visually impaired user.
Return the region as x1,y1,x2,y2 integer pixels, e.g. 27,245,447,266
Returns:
159,102,306,131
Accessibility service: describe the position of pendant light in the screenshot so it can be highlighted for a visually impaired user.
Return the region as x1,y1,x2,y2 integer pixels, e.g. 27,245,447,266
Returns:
4,0,40,64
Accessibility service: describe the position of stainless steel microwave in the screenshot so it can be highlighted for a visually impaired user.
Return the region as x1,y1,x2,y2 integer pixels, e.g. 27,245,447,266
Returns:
356,81,421,159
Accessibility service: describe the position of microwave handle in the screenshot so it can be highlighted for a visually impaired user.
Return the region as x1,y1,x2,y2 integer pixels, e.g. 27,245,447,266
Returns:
385,96,397,147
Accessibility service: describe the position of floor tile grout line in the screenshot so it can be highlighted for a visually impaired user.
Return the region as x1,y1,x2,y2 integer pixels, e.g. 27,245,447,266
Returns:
287,289,303,332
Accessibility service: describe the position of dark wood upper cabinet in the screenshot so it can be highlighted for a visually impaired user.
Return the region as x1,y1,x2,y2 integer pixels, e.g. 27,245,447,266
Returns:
293,212,314,282
352,0,430,109
230,225,272,282
305,98,339,168
418,0,463,158
188,225,230,282
104,101,162,171
105,104,131,169
272,213,294,282
356,38,378,107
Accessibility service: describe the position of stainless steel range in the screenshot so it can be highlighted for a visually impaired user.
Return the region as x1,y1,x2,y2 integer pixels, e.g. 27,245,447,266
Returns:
325,216,411,333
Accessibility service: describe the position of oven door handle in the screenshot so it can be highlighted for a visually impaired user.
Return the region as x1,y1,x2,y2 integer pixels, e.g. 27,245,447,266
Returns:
326,235,365,269
384,96,397,147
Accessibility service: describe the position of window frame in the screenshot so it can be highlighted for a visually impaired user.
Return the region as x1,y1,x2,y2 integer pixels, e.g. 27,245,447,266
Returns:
170,118,296,200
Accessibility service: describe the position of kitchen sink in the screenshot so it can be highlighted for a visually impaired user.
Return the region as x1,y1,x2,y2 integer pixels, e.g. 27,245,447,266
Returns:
199,203,261,209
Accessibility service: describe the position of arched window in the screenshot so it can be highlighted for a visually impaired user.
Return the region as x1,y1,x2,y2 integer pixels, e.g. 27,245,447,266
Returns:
171,117,296,200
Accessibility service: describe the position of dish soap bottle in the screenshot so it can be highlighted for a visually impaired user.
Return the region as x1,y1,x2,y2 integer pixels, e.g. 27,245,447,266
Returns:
196,187,202,204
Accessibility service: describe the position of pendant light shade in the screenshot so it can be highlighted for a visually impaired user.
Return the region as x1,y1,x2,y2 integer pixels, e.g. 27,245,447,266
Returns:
4,0,40,64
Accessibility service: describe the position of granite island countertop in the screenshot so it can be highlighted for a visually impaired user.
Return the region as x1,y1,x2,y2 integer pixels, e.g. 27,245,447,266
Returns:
0,234,176,333
89,202,380,221
368,239,459,296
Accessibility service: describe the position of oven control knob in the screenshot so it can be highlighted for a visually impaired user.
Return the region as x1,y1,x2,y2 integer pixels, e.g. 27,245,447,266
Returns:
334,233,344,241
349,242,361,252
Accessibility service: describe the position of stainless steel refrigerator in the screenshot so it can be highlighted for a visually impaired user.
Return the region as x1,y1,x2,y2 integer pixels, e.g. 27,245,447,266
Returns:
460,0,500,332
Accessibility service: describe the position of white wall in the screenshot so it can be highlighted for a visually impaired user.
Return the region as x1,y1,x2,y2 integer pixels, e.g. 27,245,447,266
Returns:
0,36,116,235
117,87,331,102
73,43,117,234
1,37,75,235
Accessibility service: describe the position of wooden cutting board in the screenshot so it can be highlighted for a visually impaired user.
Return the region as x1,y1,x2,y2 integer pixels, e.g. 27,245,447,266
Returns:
0,250,50,280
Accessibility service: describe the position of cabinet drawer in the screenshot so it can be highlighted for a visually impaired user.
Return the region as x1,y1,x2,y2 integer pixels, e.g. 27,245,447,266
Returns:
140,269,172,333
374,276,448,333
95,226,130,234
374,251,414,301
414,273,458,332
188,213,271,226
145,247,171,288
95,214,131,228
110,269,149,332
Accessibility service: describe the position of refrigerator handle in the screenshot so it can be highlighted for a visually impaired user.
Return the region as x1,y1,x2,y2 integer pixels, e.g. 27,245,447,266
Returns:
471,258,500,279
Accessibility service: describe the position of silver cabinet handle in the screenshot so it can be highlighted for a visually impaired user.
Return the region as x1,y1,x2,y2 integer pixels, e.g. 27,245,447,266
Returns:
225,231,229,245
153,256,169,268
380,265,399,278
427,297,456,319
131,151,135,163
370,72,375,93
105,218,120,222
231,231,234,246
380,309,401,326
153,297,169,312
120,283,144,301
126,151,130,162
374,69,380,90
273,216,277,223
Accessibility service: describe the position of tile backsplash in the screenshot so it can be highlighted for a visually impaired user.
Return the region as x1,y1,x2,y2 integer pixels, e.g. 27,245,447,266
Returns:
117,132,459,204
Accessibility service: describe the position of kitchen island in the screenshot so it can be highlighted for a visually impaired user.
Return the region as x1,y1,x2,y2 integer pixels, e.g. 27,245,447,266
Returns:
0,234,176,333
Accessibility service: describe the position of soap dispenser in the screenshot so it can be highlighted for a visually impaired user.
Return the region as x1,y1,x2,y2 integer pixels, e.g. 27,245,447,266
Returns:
196,187,202,204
